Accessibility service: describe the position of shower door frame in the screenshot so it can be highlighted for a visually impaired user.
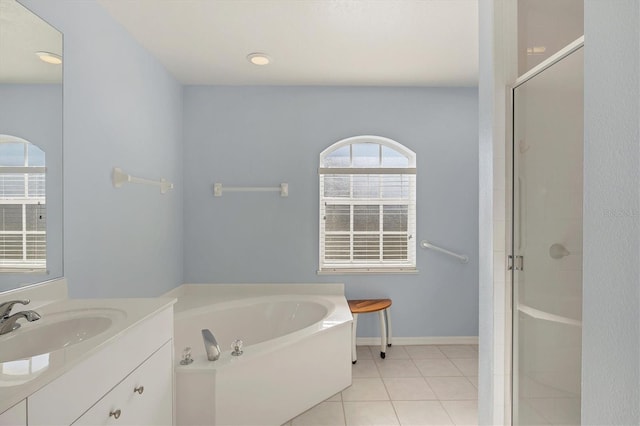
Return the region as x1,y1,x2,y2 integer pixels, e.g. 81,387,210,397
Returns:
508,35,584,425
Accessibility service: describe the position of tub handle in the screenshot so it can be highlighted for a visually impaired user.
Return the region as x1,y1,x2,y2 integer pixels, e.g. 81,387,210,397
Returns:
179,347,193,365
202,329,221,361
231,339,244,356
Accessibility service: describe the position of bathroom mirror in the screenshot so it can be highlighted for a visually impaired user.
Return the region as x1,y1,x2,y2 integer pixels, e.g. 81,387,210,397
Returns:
0,0,63,291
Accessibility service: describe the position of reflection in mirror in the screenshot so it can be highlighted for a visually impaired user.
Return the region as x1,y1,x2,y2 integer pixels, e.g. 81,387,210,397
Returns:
0,135,46,271
517,0,584,76
0,0,62,292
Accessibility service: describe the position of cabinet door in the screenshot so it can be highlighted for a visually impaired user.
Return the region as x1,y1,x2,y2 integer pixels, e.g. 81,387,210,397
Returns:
73,341,173,426
125,341,173,426
0,400,26,426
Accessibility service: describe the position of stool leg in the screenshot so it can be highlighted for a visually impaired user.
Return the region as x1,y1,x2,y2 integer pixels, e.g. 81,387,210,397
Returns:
386,307,392,347
351,313,358,364
378,310,387,359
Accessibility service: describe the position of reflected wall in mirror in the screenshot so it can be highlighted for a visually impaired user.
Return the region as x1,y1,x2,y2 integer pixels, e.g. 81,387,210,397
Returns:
0,0,63,291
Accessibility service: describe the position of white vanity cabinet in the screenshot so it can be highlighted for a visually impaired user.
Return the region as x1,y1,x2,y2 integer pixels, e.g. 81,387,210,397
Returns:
27,306,174,426
0,400,26,426
73,342,172,426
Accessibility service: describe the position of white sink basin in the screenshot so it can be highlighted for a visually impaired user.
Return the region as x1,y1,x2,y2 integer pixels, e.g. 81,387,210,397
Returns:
0,308,126,363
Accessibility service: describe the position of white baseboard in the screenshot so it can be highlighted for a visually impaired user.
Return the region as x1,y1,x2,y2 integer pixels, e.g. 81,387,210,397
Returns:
356,336,478,346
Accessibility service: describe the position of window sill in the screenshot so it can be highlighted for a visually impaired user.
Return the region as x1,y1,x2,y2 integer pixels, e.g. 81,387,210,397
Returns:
317,268,419,275
0,268,47,274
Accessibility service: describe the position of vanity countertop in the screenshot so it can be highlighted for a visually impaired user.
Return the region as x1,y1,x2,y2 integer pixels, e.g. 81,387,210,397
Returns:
0,297,176,414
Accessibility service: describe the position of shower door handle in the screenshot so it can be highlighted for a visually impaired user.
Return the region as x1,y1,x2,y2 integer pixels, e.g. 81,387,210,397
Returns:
508,255,524,271
515,255,524,271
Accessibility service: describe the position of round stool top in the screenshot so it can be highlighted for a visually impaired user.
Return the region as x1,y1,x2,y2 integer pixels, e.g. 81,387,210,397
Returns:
348,299,392,314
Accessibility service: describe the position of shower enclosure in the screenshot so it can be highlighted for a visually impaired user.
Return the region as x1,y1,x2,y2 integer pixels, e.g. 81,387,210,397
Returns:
511,41,583,425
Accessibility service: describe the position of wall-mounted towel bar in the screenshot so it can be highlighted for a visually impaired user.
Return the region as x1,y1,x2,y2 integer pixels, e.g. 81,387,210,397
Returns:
213,183,288,197
420,240,469,263
112,167,174,194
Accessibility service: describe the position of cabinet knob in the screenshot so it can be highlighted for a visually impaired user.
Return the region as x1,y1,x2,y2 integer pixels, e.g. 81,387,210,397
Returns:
109,409,121,419
134,385,144,395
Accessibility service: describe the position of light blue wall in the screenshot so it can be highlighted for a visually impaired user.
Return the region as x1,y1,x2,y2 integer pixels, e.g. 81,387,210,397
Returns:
583,0,639,423
183,86,479,338
20,0,184,298
0,84,63,291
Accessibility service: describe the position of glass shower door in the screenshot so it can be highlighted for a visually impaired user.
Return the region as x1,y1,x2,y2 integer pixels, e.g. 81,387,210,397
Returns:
512,46,583,425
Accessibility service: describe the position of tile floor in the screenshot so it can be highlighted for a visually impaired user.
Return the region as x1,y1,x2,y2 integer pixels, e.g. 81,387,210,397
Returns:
283,344,478,426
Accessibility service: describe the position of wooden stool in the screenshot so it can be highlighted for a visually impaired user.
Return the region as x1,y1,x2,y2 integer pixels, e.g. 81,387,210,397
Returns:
348,299,392,364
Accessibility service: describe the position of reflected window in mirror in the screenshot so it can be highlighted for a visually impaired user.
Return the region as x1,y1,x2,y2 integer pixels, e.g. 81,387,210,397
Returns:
0,135,46,272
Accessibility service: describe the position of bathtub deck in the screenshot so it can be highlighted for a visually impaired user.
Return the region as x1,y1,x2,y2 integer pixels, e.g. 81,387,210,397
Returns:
166,283,348,314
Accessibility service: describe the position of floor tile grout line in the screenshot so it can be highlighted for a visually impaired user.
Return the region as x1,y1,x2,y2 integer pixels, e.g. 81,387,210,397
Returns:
450,358,468,378
388,400,401,425
440,399,461,426
380,368,402,425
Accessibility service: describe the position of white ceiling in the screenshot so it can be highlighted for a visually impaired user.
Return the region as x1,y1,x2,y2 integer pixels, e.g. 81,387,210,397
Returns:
97,0,478,87
0,0,62,83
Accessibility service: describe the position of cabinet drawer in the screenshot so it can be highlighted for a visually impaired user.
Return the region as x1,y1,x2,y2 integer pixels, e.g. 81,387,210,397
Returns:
73,341,172,426
0,400,26,426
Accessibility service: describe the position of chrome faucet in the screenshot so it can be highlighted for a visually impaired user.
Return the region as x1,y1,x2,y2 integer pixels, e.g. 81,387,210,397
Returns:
0,299,41,335
201,329,221,361
0,299,30,319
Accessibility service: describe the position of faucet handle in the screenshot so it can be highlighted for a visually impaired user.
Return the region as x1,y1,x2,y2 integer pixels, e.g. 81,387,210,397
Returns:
0,299,30,318
180,347,194,365
231,339,243,356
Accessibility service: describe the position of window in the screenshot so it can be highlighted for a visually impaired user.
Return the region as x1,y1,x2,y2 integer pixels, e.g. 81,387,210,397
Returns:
0,135,46,271
319,135,416,273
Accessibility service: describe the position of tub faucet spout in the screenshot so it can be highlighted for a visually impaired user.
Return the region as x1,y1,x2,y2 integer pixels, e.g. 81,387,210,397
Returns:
201,329,221,361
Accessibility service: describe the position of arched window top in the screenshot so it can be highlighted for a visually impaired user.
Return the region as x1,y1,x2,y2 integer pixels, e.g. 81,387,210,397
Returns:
0,134,31,145
0,134,45,167
320,135,416,169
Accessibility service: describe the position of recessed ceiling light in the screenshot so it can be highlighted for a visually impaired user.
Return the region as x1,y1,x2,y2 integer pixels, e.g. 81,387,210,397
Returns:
35,51,62,65
247,53,271,66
